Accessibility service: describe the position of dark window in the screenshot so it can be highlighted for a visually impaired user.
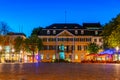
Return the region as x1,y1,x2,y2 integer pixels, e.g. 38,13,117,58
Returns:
75,38,79,41
86,38,91,42
78,45,82,51
94,39,97,42
99,39,102,42
42,38,47,42
80,38,85,42
84,46,87,51
70,38,73,41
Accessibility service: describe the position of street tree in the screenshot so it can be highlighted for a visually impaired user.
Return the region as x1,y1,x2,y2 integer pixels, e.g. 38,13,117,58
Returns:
102,14,120,48
87,43,100,54
25,35,43,62
14,36,25,52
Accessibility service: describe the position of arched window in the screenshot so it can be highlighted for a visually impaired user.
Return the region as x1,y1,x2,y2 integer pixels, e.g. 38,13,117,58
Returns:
81,30,84,34
95,31,98,35
47,30,50,34
75,30,78,34
53,30,56,34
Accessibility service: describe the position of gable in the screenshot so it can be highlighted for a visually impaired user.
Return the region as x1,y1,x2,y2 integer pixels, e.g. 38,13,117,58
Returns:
57,30,74,36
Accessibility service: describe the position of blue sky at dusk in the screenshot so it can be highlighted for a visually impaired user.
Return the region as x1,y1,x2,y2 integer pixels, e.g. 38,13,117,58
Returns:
0,0,120,37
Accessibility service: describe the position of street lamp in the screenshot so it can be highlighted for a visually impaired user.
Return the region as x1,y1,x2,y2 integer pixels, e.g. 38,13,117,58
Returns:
0,46,2,63
116,46,119,61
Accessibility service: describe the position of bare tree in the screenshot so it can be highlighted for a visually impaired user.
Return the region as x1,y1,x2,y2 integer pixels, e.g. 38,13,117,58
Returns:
0,22,10,35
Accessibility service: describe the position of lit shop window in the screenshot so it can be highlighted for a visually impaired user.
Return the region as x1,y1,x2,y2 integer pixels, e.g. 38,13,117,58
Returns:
114,54,117,61
5,46,10,53
46,54,49,59
41,54,44,59
118,54,120,61
52,55,56,60
75,54,78,60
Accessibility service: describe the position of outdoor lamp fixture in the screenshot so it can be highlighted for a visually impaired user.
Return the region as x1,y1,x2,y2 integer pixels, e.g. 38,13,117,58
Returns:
116,46,119,61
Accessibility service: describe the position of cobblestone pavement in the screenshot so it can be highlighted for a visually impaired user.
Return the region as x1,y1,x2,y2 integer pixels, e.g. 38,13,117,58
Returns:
0,63,120,80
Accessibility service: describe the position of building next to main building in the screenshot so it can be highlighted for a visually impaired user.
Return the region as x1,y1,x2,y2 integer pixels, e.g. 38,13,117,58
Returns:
38,23,103,62
0,32,26,63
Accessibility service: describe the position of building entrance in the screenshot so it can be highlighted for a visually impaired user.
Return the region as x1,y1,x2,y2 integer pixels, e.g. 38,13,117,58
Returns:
59,44,65,59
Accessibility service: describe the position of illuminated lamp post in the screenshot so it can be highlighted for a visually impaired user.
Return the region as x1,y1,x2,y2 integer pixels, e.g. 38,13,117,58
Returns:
0,46,2,63
116,46,119,61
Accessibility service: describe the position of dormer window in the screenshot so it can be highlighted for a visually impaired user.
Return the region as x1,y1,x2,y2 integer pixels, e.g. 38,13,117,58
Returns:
53,26,56,28
47,30,50,34
81,30,84,34
53,30,56,34
95,31,98,35
64,26,67,28
75,26,78,28
75,30,78,34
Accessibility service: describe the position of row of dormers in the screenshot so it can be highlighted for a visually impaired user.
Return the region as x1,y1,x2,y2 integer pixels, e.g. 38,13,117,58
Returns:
39,29,102,36
39,23,102,36
46,30,99,35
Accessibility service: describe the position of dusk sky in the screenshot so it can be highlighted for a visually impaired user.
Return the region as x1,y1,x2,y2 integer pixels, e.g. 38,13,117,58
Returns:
0,0,120,37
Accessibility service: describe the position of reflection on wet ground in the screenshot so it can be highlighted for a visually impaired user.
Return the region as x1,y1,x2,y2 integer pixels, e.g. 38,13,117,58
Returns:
0,63,120,80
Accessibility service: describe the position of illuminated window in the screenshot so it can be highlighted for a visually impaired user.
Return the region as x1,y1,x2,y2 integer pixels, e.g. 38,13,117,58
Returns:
5,46,10,53
113,54,117,61
75,54,78,60
59,52,65,59
41,54,44,59
5,54,9,59
46,54,49,59
52,54,56,59
119,54,120,61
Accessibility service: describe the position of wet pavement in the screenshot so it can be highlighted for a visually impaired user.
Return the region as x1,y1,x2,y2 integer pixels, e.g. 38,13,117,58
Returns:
0,63,120,80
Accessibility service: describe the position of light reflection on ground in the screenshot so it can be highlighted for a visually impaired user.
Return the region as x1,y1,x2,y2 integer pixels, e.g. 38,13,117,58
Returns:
0,63,120,80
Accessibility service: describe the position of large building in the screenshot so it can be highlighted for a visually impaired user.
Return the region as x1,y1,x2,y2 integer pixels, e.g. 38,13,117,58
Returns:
39,23,103,62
